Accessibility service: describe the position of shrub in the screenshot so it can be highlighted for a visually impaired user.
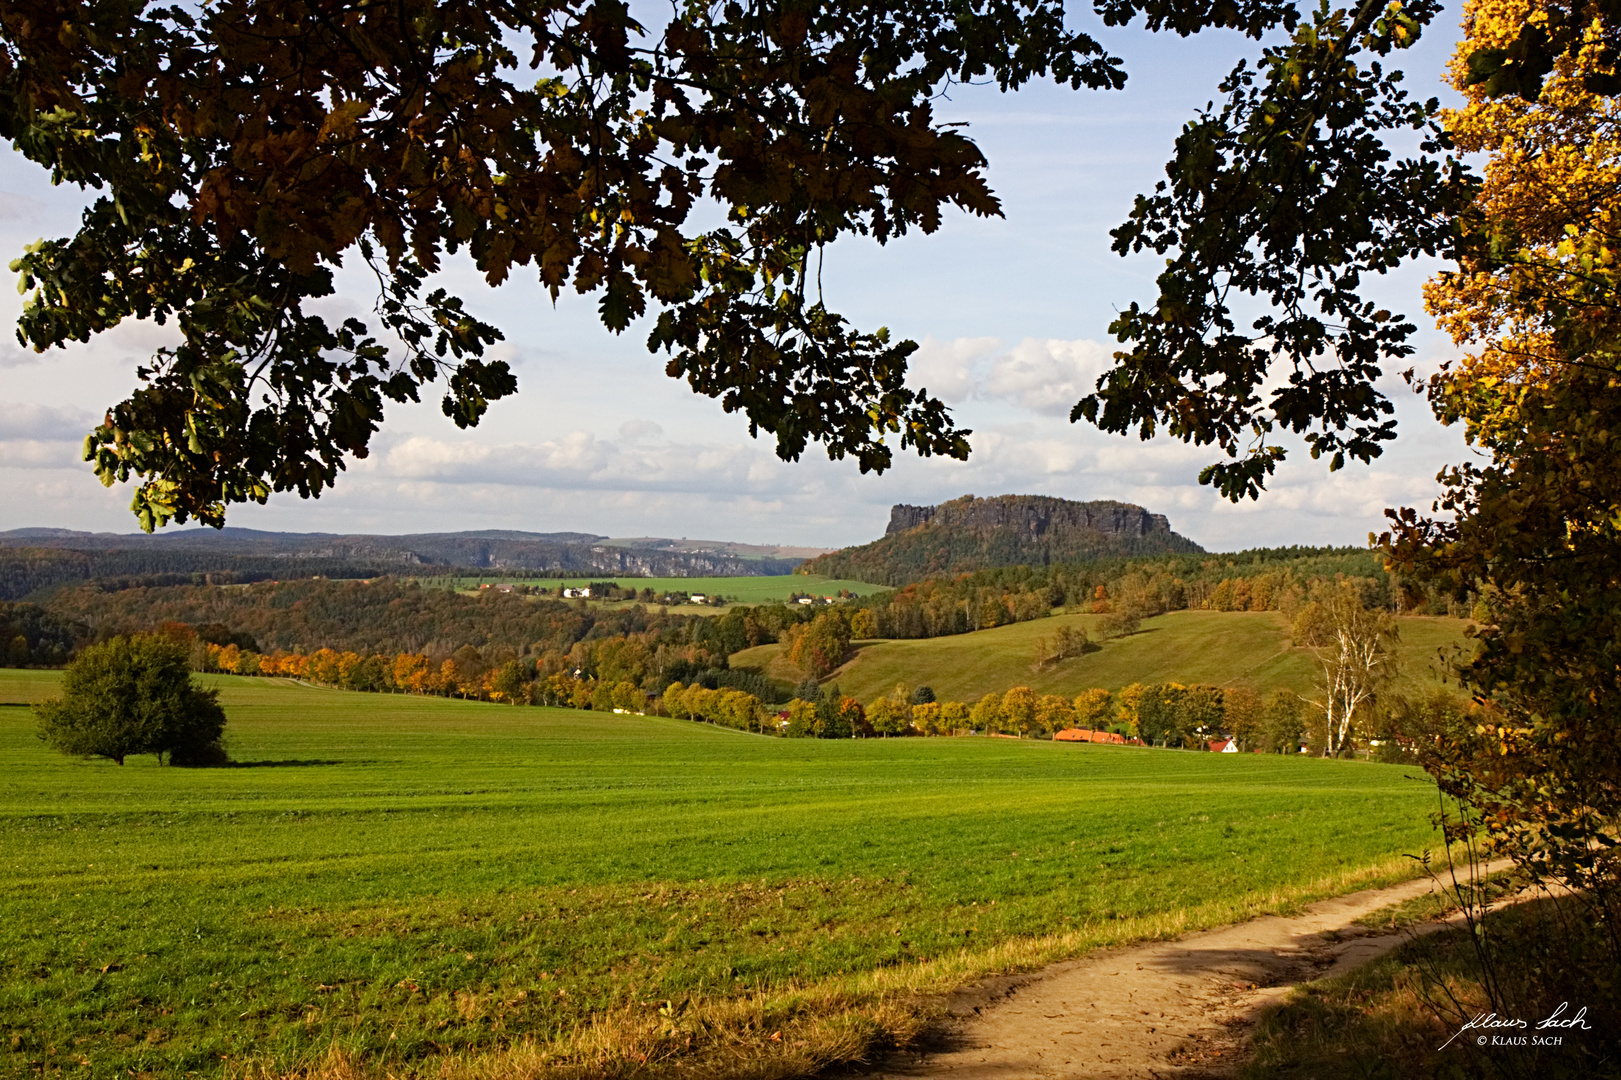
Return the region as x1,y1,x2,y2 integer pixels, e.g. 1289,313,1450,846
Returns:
35,634,227,765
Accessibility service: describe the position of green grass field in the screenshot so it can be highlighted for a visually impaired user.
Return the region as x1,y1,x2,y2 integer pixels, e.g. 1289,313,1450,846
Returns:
732,610,1474,704
434,574,885,607
0,670,1445,1080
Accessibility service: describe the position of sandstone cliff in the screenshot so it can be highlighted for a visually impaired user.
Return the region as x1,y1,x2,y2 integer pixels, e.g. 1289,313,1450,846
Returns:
801,494,1201,585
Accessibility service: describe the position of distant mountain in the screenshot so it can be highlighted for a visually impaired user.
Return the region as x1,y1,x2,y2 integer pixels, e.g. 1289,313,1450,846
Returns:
797,495,1204,585
0,528,810,601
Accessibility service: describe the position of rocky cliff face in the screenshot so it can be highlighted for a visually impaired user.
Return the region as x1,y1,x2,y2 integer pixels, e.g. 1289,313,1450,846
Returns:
802,494,1200,585
886,496,1172,540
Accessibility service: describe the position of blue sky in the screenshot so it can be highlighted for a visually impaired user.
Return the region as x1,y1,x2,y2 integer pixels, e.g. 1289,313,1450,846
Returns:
0,11,1473,551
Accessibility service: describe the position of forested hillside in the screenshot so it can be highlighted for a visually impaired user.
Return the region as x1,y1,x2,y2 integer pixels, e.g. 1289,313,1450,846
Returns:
43,578,687,654
844,546,1436,639
0,546,404,602
0,528,805,601
800,495,1203,584
24,545,1435,662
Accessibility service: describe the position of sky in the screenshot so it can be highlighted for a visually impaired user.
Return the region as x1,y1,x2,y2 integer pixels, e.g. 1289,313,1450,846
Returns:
0,11,1476,553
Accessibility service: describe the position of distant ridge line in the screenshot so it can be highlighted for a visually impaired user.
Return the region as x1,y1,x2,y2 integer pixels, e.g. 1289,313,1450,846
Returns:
0,527,816,601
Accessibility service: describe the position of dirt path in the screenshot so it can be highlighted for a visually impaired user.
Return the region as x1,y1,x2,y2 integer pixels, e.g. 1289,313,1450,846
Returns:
842,869,1501,1080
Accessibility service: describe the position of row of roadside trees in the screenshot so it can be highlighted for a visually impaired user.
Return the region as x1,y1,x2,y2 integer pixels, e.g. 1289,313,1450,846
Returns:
188,620,1379,754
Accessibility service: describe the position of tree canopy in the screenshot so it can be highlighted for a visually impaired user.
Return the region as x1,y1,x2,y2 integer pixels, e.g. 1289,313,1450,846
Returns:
3,0,1461,530
1379,0,1621,914
34,633,227,765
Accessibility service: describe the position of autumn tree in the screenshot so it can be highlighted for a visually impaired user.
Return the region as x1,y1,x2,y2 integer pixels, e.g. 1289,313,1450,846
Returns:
837,695,869,738
910,700,942,735
1035,693,1078,735
1032,623,1090,669
1221,686,1264,751
1292,584,1398,756
1136,683,1185,747
938,700,972,735
1260,689,1306,754
867,685,913,737
970,692,1003,735
784,698,819,738
1114,683,1147,738
1179,685,1226,746
784,612,851,679
1073,687,1114,729
1380,0,1621,916
1001,686,1039,737
1095,604,1142,639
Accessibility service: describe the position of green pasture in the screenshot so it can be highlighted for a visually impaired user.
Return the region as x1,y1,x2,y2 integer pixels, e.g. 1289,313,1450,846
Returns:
430,573,884,606
0,670,1443,1079
732,610,1474,704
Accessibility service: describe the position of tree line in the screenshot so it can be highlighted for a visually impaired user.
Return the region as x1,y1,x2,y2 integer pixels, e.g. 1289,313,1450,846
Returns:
840,547,1466,643
194,629,1396,757
0,602,83,668
19,546,1462,678
33,578,829,662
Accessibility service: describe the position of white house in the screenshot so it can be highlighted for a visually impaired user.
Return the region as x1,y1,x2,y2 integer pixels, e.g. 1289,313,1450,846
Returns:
563,587,591,598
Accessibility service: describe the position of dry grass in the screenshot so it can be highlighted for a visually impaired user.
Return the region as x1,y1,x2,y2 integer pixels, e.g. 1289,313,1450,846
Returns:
242,859,1423,1080
1242,893,1621,1080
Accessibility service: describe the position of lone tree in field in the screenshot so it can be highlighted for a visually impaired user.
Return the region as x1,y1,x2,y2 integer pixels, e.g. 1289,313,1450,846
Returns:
35,635,228,766
1292,586,1398,758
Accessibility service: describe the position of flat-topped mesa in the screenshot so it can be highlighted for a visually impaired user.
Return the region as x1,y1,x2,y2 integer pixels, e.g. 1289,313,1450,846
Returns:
886,495,1173,539
802,494,1200,585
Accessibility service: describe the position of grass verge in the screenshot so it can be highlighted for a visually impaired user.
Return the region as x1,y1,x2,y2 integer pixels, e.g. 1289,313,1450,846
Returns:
1244,894,1620,1080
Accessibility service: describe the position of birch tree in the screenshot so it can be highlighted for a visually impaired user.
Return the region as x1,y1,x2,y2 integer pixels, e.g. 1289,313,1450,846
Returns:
1293,585,1398,756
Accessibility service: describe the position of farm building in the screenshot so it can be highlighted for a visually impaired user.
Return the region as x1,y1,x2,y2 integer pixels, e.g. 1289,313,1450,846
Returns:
1055,728,1132,745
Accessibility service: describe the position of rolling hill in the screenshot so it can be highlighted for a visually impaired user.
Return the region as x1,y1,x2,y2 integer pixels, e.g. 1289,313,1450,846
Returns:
730,609,1474,704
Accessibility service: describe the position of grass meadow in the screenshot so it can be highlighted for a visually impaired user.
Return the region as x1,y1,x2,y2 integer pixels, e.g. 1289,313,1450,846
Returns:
733,610,1474,704
0,670,1446,1080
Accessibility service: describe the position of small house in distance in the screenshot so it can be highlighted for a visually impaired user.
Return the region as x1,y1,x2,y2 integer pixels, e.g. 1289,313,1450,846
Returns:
688,594,706,604
563,587,592,598
1055,728,1134,745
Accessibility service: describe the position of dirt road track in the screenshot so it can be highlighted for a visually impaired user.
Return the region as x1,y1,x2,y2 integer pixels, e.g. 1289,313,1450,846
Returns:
838,871,1485,1080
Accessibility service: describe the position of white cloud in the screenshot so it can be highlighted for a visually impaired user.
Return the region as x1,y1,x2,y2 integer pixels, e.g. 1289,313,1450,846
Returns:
0,402,95,441
373,430,765,495
618,418,664,441
982,338,1114,415
0,439,84,469
907,335,1115,416
907,335,999,402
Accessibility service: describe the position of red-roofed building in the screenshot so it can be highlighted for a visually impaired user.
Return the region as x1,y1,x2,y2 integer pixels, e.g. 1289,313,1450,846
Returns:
1055,728,1131,745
